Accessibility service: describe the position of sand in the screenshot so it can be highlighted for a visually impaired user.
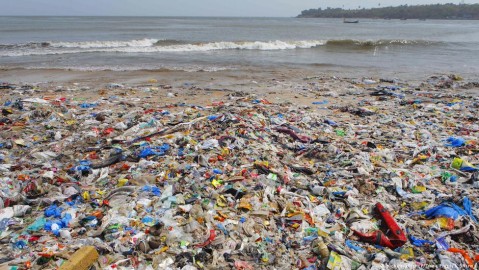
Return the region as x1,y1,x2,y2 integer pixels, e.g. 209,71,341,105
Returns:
1,67,478,119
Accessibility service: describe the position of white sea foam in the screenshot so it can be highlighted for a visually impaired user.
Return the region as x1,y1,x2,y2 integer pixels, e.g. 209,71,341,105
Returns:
20,64,236,72
0,39,326,57
49,38,160,48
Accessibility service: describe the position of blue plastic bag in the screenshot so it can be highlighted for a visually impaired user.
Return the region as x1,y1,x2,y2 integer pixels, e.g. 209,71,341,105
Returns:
70,160,92,172
140,185,161,196
423,205,460,220
409,235,434,247
207,115,220,121
345,239,366,252
61,213,72,227
141,216,154,225
421,200,477,223
463,197,478,223
44,205,63,218
44,220,63,235
79,102,97,108
436,237,449,251
445,137,466,147
138,143,170,158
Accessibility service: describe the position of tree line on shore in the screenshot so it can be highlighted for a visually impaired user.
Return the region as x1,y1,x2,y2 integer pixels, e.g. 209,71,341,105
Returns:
298,3,479,20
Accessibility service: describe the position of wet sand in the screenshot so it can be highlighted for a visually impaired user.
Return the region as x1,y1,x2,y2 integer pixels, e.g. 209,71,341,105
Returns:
1,67,478,116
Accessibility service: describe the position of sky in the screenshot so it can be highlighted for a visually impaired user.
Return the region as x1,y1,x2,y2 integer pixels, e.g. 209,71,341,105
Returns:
0,0,477,17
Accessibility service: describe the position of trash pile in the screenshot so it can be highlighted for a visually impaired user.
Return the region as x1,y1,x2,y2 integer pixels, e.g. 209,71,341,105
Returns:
1,77,479,270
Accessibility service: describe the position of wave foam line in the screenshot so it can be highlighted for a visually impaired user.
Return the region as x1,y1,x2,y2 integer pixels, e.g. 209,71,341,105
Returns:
0,40,325,56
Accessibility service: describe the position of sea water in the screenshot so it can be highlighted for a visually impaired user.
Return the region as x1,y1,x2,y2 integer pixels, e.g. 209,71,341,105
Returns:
1,16,478,79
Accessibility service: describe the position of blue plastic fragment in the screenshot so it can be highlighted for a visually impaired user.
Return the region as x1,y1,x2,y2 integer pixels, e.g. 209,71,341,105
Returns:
70,160,92,172
445,137,466,147
79,102,97,108
423,205,459,220
345,239,366,252
0,218,9,232
61,213,72,227
409,235,434,247
141,216,154,224
463,197,477,223
207,115,220,121
216,223,229,235
420,200,477,223
14,240,27,249
436,237,450,251
324,119,338,126
138,143,170,158
44,205,63,218
140,185,161,196
44,219,64,235
303,234,318,242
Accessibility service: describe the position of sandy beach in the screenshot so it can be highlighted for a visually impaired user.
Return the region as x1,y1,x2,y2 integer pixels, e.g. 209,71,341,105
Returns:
0,67,355,107
3,67,477,106
2,65,479,270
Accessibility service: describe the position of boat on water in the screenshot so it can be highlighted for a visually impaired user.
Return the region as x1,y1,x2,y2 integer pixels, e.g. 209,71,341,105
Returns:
343,18,359,23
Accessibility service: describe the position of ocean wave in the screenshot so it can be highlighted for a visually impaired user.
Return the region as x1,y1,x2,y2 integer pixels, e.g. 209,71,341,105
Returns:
0,39,326,56
324,39,440,48
0,38,441,57
50,38,160,48
14,65,236,72
0,42,51,50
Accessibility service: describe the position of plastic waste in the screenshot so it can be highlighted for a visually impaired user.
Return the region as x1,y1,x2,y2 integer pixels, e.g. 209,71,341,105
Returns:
353,203,406,249
445,137,466,147
0,76,478,269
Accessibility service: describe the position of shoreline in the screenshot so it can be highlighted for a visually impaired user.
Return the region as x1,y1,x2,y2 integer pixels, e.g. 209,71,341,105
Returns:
2,68,479,109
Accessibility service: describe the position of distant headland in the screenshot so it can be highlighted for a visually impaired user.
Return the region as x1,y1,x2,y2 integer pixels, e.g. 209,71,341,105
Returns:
298,3,479,20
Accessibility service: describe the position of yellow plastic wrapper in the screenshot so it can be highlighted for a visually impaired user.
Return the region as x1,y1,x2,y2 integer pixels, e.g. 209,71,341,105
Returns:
211,179,223,188
82,191,90,201
412,186,426,193
117,178,128,187
238,199,253,211
327,251,343,270
421,217,454,230
411,201,430,210
451,157,463,170
399,247,415,260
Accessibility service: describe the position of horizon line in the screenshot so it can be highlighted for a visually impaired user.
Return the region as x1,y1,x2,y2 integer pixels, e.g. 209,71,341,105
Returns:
0,15,295,18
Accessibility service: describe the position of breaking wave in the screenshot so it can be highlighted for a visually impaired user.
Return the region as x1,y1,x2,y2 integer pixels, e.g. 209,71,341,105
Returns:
0,39,325,56
50,38,160,48
324,39,441,48
0,38,442,57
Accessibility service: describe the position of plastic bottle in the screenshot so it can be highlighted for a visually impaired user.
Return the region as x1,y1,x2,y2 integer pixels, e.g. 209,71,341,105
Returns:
312,237,330,259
